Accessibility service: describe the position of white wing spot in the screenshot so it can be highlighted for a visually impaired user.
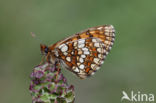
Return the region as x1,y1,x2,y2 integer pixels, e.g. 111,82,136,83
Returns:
94,58,100,64
96,66,100,70
105,26,108,29
105,32,109,36
84,51,90,55
97,27,103,30
77,62,80,66
59,44,65,49
78,43,85,48
66,57,71,62
81,55,86,58
100,61,104,64
78,50,83,55
73,42,77,46
104,55,106,59
104,40,109,44
60,44,68,52
109,47,112,50
91,64,96,69
105,29,110,32
112,38,115,41
79,57,84,63
74,67,79,72
78,39,85,44
63,52,68,56
98,54,103,59
71,51,74,55
79,64,85,69
82,47,88,51
97,48,103,53
103,49,106,53
92,38,97,42
94,43,100,47
106,37,110,40
72,66,76,69
110,42,114,45
91,72,95,75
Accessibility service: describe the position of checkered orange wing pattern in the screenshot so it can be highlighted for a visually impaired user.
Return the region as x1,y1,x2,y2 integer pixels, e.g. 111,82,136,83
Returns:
52,25,115,79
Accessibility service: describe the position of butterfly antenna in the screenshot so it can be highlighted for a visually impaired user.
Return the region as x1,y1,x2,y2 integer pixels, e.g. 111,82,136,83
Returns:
30,32,43,44
30,32,45,56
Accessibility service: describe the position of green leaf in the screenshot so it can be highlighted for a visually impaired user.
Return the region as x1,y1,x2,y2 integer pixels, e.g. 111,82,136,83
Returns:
65,91,75,102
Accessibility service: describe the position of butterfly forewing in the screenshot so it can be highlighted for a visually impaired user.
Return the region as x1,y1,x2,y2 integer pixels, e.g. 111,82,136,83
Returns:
52,25,115,79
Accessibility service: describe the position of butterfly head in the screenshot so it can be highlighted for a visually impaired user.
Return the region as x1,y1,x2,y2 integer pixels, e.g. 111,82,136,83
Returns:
40,44,49,55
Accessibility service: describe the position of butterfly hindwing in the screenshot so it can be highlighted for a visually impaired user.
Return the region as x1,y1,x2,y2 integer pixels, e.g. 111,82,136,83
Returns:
53,25,115,79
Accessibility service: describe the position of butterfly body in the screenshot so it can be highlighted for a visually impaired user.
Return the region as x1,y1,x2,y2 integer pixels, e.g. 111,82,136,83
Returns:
40,25,115,79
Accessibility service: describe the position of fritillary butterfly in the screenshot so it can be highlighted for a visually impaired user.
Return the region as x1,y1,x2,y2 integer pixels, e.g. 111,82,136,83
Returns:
40,25,115,79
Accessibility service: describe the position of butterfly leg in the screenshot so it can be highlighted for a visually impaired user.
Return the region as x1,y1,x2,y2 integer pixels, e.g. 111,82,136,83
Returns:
55,61,61,82
44,53,61,82
39,56,45,65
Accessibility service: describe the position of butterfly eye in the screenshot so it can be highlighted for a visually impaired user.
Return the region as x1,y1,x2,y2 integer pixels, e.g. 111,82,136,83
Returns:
44,47,49,54
40,44,48,55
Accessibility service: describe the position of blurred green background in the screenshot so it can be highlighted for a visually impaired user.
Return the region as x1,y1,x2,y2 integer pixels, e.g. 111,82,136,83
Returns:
0,0,156,103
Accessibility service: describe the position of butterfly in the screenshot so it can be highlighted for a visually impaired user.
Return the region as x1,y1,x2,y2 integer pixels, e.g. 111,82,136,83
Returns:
40,25,115,79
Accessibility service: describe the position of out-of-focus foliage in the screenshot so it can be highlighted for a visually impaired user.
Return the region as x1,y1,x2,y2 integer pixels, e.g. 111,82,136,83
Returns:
0,0,156,103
